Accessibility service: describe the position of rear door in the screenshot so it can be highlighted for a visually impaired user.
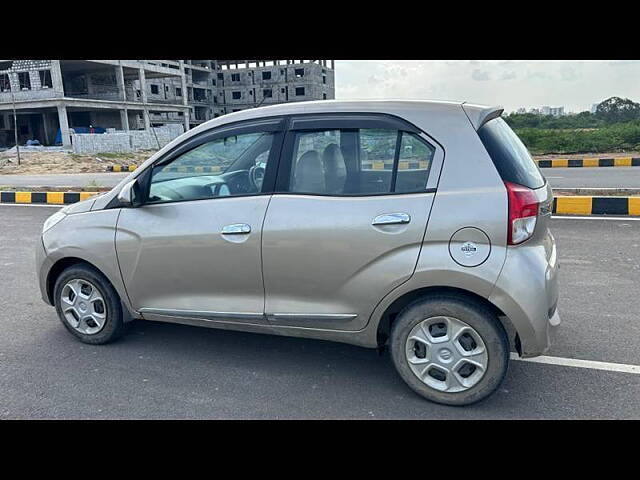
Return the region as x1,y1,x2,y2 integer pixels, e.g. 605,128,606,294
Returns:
261,113,444,331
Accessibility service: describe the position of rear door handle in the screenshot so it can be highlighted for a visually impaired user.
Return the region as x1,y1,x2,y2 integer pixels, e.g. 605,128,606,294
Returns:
221,223,251,234
372,213,411,225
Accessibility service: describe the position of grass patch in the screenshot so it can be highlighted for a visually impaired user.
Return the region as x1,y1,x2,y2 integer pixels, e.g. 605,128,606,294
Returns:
516,121,640,155
84,179,104,190
94,152,137,159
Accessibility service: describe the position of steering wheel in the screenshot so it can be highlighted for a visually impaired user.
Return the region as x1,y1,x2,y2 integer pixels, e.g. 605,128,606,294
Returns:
249,164,266,190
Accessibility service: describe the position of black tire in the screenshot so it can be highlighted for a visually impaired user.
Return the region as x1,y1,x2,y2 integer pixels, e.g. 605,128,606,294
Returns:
390,294,509,406
53,264,126,345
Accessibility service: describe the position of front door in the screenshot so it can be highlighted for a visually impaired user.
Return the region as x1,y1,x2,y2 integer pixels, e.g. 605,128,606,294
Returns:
116,120,284,324
262,115,442,331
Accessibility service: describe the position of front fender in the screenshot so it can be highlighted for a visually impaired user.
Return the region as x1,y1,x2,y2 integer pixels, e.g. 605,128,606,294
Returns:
41,209,136,316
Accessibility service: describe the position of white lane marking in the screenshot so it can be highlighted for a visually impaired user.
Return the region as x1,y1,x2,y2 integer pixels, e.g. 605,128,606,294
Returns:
546,176,564,179
554,187,640,190
552,215,640,221
510,353,640,374
0,203,61,208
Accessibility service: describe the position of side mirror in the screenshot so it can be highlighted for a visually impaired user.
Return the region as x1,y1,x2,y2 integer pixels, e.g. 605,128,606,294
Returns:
117,179,142,207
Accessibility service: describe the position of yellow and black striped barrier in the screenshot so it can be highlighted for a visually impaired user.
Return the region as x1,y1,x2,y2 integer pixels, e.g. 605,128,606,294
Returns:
108,163,431,173
537,157,640,168
108,164,137,172
362,160,429,170
163,165,223,173
107,165,226,174
107,158,640,171
553,196,640,215
0,191,97,205
1,189,638,215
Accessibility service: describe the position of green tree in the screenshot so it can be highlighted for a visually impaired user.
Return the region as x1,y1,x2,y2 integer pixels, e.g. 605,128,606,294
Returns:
595,96,640,123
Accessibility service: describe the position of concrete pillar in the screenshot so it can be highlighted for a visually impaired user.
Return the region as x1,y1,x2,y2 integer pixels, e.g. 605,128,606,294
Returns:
331,60,335,69
143,108,151,130
183,110,190,132
115,64,126,101
50,60,65,96
138,67,148,103
8,72,18,92
42,113,50,145
138,68,151,131
120,108,129,131
179,60,189,132
178,61,188,107
57,104,71,148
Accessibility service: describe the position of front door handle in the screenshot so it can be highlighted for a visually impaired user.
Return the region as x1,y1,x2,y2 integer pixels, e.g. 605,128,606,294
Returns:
222,223,251,234
372,213,411,226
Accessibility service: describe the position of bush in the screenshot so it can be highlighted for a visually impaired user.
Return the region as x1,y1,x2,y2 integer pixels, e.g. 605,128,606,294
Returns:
505,112,603,130
515,121,640,154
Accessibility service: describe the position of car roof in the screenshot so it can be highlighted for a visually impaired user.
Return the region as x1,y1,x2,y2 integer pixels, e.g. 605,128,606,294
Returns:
193,99,503,134
215,99,464,122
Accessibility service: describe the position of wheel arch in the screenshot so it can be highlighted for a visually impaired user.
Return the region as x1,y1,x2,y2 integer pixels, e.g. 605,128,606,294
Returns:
375,285,520,354
47,257,113,305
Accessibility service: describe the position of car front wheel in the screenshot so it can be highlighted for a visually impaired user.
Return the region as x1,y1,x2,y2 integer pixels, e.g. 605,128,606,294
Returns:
53,264,125,345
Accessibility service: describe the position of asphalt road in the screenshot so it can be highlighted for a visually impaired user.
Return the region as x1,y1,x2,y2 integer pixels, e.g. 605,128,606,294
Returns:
1,205,638,419
1,166,640,189
0,172,128,188
541,167,640,188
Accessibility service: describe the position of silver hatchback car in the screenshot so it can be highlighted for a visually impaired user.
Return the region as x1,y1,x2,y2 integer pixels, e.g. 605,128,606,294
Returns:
36,100,560,405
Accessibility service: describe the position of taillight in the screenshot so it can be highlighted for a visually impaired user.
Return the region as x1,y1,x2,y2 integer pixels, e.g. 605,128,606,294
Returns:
505,181,539,245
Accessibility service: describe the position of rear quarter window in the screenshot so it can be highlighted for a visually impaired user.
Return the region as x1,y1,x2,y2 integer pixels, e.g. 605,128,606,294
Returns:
477,117,545,189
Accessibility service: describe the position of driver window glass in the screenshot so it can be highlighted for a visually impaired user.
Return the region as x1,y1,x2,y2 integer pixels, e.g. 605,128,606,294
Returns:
148,131,275,204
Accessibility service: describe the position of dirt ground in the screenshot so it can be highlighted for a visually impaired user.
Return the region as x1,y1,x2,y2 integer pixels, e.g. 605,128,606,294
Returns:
0,149,156,175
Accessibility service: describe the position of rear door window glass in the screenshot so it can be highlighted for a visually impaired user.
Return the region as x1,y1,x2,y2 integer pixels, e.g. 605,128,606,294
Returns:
286,127,436,196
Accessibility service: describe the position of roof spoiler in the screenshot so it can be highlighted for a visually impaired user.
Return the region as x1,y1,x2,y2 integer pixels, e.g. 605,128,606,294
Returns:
461,102,504,130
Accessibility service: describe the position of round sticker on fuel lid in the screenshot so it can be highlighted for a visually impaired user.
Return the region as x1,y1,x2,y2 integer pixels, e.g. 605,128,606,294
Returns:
449,228,491,267
461,242,477,257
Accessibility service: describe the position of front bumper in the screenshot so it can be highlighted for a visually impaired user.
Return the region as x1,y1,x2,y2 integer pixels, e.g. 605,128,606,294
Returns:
35,235,54,305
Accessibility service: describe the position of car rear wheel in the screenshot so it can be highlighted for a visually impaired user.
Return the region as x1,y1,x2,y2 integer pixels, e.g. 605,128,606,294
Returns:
53,264,125,345
390,294,509,406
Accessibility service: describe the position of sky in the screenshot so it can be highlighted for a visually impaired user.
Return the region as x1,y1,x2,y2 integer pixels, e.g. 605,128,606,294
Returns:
334,61,640,113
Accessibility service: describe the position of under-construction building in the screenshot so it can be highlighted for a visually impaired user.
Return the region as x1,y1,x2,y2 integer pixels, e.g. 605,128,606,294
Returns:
0,60,335,149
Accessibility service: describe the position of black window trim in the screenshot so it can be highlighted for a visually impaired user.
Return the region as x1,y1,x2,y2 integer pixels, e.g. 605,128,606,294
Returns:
275,113,437,197
117,116,287,208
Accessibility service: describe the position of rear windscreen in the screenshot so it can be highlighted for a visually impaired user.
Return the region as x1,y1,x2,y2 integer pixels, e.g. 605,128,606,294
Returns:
477,117,545,189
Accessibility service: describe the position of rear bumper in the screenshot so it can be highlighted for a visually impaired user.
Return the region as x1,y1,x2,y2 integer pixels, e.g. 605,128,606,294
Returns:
489,239,560,357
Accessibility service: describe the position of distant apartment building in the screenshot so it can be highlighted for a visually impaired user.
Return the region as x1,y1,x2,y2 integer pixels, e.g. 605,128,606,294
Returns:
0,60,335,149
548,106,564,117
525,105,565,117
